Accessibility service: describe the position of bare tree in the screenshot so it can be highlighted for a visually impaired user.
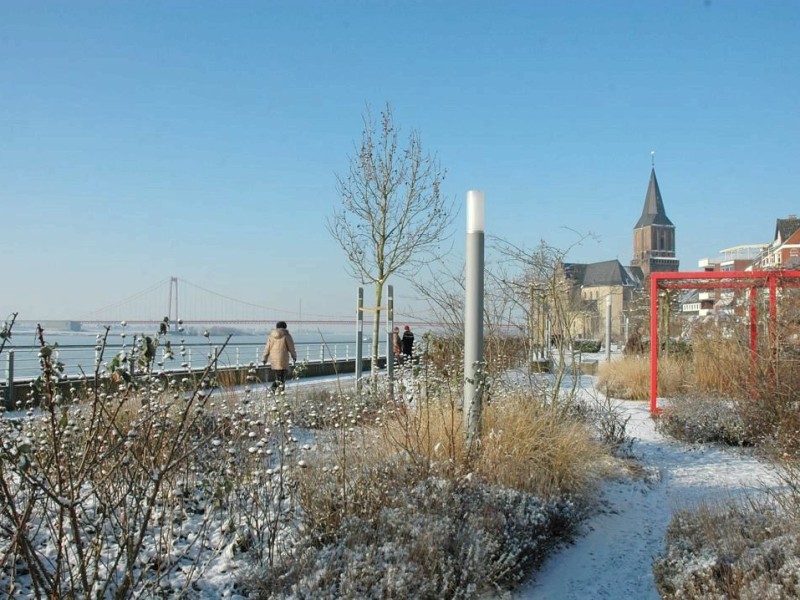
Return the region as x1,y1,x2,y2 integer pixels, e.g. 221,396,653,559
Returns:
327,103,454,389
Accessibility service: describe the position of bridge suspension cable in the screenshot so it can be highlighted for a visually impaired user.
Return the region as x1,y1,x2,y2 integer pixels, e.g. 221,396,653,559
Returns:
77,278,171,322
77,277,357,325
178,278,293,315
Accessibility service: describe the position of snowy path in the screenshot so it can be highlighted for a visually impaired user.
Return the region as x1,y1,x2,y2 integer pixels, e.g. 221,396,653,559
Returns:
515,400,781,600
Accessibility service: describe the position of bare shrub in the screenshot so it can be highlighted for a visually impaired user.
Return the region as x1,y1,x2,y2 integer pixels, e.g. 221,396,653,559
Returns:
653,498,800,599
0,327,226,597
654,335,800,455
734,361,800,456
570,389,634,457
0,324,312,597
253,472,580,599
654,457,800,599
640,304,800,455
657,395,749,446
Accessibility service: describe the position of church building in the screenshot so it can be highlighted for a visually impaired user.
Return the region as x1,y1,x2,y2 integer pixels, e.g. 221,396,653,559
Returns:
557,165,680,342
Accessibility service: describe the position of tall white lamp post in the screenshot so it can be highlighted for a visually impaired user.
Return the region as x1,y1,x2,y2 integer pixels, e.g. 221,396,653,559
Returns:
464,190,485,448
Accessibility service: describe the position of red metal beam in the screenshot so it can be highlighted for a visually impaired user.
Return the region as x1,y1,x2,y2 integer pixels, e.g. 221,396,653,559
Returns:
648,269,800,414
658,280,800,290
653,270,800,281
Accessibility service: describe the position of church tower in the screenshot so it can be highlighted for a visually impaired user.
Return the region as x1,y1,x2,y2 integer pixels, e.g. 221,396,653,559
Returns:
631,167,679,279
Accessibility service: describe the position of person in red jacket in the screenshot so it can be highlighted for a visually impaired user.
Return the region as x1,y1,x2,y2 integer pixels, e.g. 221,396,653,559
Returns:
392,326,402,364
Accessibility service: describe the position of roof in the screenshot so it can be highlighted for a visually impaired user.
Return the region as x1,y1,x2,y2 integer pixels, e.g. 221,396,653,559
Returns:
564,259,641,288
562,263,587,283
775,217,800,243
634,168,674,229
624,265,643,284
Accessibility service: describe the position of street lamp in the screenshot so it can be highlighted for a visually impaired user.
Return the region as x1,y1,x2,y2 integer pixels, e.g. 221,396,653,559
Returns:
464,190,485,448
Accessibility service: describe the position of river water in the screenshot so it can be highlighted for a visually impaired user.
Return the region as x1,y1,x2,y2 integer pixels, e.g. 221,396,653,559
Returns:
1,324,389,382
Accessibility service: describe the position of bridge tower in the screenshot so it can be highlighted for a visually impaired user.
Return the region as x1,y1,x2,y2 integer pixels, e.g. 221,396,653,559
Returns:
167,276,179,329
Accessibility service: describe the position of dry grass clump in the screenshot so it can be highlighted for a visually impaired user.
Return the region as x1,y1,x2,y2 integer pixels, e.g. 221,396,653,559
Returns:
363,390,609,499
692,333,751,396
598,355,688,400
478,395,611,497
215,365,260,387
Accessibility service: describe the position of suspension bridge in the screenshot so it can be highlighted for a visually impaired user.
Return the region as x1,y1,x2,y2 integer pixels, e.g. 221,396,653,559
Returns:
62,277,427,331
2,277,434,401
68,277,342,327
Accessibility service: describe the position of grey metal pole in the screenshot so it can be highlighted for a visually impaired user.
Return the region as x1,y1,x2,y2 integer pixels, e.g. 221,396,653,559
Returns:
528,283,535,363
356,287,364,394
387,284,394,397
624,314,629,347
546,315,552,361
6,351,13,409
605,294,612,362
464,191,485,448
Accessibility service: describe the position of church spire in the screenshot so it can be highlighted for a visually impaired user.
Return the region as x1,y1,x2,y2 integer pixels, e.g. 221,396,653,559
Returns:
634,167,673,228
631,161,679,278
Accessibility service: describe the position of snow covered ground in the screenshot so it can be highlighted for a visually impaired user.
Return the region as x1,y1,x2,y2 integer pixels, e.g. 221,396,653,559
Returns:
515,398,782,600
4,365,784,599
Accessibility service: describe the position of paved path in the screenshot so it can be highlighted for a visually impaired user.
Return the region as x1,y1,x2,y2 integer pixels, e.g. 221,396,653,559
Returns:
515,400,780,599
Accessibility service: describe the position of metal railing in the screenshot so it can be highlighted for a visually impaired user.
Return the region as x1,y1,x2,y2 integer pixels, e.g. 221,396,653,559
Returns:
2,339,388,384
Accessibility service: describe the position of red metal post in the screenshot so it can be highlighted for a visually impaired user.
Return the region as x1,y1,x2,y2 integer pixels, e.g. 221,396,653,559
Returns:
650,276,659,414
769,272,778,351
749,286,758,360
769,272,778,387
749,286,758,398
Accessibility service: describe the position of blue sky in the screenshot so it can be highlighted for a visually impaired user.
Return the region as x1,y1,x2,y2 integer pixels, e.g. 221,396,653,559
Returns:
2,1,798,322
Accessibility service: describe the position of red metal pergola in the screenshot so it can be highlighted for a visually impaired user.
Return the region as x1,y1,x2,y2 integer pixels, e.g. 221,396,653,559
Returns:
649,270,800,414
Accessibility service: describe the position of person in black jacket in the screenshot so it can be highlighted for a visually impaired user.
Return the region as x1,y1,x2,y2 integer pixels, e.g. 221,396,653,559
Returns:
401,325,415,362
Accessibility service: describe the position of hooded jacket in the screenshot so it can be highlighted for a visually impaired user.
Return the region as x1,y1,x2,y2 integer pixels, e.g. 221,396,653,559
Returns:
262,327,297,370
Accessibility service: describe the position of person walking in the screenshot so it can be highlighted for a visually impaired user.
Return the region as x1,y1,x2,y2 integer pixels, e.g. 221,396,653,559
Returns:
401,325,415,362
262,321,297,391
392,326,402,364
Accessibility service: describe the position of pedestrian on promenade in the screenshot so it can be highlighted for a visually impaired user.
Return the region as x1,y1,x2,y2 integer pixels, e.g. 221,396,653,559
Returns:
262,321,297,391
392,326,402,363
401,325,415,362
